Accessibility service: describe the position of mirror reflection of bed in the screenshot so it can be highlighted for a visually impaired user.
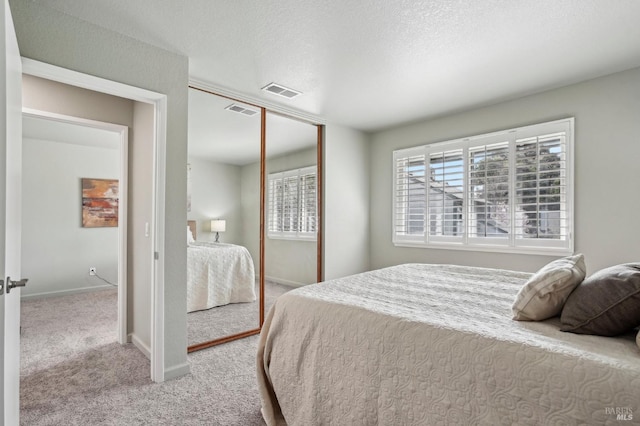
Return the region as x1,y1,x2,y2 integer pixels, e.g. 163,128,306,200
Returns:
186,87,321,350
186,88,263,348
187,220,266,345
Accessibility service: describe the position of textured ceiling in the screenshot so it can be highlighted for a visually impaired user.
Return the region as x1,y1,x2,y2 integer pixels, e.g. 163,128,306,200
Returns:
32,0,640,132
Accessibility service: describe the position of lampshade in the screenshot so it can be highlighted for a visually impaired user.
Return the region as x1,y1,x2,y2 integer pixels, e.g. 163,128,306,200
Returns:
210,219,226,233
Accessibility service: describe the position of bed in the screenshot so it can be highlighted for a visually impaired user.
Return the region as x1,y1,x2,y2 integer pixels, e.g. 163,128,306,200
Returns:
257,263,640,425
187,221,256,312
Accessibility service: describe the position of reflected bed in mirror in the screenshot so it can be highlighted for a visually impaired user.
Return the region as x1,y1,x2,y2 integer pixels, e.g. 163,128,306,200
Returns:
186,88,263,351
185,218,290,348
186,220,256,312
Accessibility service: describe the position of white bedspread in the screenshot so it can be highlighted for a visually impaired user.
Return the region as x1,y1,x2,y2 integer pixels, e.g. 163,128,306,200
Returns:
187,242,256,312
257,263,640,425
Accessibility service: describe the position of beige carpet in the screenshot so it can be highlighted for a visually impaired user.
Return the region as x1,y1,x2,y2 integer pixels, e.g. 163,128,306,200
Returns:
188,280,292,346
20,288,281,425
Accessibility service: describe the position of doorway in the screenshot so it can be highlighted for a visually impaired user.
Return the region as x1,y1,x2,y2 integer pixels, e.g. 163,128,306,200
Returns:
21,110,129,344
20,58,169,382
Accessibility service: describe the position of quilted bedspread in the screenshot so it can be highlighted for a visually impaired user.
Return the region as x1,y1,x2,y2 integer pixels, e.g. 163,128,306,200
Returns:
257,263,640,425
187,242,256,312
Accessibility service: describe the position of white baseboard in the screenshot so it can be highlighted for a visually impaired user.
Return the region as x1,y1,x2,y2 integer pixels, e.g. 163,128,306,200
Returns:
164,362,191,381
265,275,307,288
130,333,151,360
20,284,115,300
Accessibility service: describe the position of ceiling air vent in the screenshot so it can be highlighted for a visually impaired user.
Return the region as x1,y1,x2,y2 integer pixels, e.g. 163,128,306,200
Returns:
261,82,302,99
224,103,258,116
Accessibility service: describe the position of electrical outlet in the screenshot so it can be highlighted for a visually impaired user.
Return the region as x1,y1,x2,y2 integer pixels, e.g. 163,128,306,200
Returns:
89,267,97,276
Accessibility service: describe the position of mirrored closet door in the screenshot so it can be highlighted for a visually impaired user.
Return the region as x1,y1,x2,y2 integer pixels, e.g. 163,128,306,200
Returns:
186,86,323,352
264,111,322,313
186,87,264,351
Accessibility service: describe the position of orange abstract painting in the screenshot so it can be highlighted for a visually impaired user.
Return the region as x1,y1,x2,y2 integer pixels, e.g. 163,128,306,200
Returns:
82,178,119,227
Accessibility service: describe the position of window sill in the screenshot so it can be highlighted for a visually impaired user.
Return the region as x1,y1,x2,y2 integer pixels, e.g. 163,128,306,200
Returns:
268,235,317,242
393,241,573,257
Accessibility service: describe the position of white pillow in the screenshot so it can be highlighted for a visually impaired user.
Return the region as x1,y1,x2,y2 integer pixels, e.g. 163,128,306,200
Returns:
512,253,586,321
187,226,195,244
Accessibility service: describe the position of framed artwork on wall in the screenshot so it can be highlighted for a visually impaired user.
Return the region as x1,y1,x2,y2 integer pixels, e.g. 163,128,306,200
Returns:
81,178,119,227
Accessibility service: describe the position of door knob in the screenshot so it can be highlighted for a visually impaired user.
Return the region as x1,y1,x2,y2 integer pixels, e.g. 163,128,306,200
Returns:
5,277,28,294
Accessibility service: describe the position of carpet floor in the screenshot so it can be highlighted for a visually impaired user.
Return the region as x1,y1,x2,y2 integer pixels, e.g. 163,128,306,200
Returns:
187,281,292,347
20,289,273,425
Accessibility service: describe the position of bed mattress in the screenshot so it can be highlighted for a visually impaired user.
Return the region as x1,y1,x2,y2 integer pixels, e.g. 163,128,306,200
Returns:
187,242,256,312
257,263,640,425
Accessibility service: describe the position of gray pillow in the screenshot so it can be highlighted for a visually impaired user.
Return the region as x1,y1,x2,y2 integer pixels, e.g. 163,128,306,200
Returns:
560,263,640,336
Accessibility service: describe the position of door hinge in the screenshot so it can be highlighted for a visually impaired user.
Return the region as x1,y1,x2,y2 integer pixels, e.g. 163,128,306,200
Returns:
154,251,159,260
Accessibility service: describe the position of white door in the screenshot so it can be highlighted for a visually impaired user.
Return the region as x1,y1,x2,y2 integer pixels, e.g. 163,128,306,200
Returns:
1,0,23,424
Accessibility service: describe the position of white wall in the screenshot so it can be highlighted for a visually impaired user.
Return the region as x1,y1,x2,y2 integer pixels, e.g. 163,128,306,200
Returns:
21,137,119,297
370,67,640,275
187,158,242,244
12,1,190,378
323,124,371,280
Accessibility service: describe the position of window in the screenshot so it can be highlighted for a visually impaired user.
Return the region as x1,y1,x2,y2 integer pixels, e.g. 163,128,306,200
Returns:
268,165,317,240
393,118,574,254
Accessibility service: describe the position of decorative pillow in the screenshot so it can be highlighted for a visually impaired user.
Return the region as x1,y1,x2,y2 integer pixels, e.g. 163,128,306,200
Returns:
560,263,640,336
187,226,195,244
512,253,586,321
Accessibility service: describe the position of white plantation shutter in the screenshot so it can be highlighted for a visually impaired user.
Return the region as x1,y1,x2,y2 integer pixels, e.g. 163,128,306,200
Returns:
392,118,573,254
300,172,317,233
267,178,283,232
515,132,568,247
428,149,464,240
268,166,317,239
282,174,299,232
393,149,426,240
468,141,510,240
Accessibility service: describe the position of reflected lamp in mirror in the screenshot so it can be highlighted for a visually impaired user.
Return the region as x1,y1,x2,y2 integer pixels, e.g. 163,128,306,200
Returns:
210,219,226,243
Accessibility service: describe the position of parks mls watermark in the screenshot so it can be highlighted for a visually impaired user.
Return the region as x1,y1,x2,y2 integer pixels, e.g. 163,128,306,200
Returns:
605,407,633,421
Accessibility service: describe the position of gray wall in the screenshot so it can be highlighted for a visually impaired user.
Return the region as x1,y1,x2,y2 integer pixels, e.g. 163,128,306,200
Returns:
240,148,320,285
240,160,261,274
21,137,119,297
323,124,371,280
187,158,243,245
129,101,154,353
370,67,640,275
11,1,189,378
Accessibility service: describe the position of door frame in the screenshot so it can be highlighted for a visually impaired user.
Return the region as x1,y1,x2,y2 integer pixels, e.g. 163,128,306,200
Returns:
21,58,168,382
22,108,129,344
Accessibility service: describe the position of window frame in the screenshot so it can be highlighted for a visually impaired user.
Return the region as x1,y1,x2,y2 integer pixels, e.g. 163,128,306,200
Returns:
267,165,318,241
392,118,574,255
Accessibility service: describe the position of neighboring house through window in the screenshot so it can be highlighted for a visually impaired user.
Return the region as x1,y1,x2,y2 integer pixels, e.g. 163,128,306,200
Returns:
393,118,574,255
268,165,317,240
